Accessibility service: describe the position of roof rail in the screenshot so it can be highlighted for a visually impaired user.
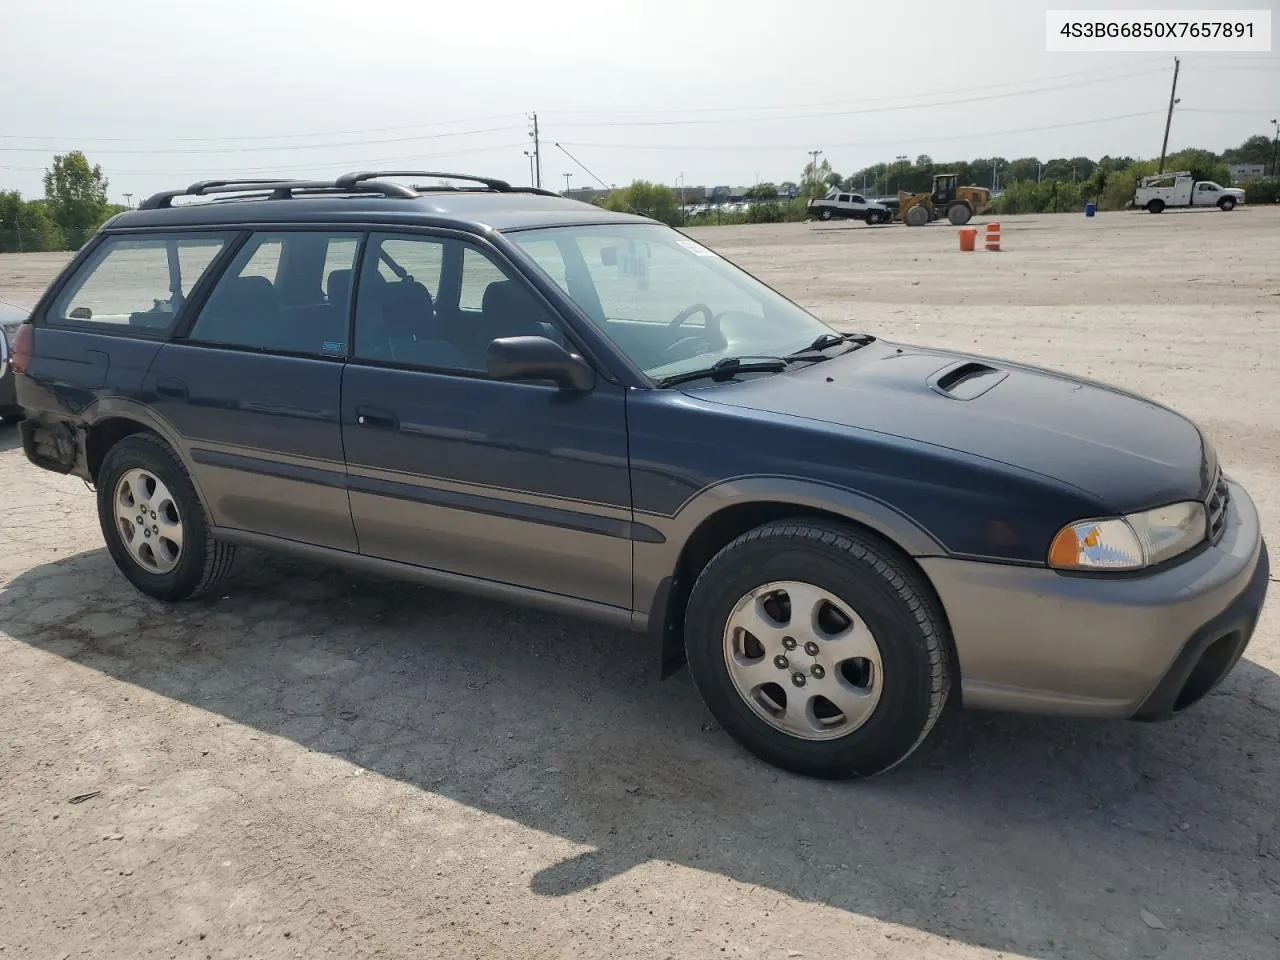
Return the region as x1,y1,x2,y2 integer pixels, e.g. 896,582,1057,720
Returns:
138,177,416,210
335,170,513,192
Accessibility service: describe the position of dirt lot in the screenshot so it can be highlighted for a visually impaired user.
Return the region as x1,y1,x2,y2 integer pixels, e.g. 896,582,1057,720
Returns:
2,208,1278,960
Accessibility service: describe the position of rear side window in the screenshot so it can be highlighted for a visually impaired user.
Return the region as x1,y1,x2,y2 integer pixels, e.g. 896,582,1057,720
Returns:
187,230,361,357
51,234,229,333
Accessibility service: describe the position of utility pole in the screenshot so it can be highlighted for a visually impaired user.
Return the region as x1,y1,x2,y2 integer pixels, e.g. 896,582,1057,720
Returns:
1158,57,1181,174
528,113,542,189
808,149,822,194
1270,118,1279,177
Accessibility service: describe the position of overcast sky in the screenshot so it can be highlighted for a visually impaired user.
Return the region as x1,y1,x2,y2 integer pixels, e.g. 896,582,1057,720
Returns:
2,0,1276,202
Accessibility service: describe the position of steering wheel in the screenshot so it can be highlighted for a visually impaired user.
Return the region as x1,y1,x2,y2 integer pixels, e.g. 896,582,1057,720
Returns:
668,302,714,330
661,302,728,363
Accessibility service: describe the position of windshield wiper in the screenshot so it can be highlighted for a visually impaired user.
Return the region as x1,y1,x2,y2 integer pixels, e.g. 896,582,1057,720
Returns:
789,331,876,357
656,356,789,388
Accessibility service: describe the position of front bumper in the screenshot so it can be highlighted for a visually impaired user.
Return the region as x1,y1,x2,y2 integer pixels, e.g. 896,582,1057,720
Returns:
919,480,1267,718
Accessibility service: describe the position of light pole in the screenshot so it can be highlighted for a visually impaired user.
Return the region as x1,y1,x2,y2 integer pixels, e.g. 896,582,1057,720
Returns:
676,172,685,223
562,172,573,195
808,149,822,195
123,192,134,209
522,151,535,187
894,154,908,193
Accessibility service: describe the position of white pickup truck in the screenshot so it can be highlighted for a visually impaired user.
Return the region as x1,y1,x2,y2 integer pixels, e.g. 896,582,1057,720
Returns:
1133,172,1245,214
806,189,893,224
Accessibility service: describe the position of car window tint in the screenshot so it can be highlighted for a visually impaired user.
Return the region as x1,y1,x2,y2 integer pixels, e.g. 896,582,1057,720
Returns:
459,247,506,311
51,235,228,332
188,231,360,357
323,237,360,296
376,238,443,296
354,233,563,374
239,239,282,281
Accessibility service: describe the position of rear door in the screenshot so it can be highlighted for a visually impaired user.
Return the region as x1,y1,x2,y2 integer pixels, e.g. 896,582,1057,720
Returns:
340,230,633,610
145,229,361,550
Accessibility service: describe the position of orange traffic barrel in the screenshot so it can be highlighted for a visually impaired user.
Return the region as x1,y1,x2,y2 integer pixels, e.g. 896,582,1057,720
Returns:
985,221,1001,251
958,227,977,251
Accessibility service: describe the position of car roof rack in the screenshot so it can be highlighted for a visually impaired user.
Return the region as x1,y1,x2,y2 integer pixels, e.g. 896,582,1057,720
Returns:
332,171,561,197
138,177,421,210
138,170,561,210
334,170,514,191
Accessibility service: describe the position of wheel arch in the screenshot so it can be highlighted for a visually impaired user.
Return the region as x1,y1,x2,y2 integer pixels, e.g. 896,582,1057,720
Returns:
79,398,191,484
641,480,955,682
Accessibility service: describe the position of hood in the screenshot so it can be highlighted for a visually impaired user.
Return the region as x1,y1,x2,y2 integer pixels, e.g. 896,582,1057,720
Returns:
683,342,1212,513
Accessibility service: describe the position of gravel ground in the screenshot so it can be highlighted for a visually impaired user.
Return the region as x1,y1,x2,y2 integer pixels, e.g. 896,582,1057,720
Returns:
1,207,1277,960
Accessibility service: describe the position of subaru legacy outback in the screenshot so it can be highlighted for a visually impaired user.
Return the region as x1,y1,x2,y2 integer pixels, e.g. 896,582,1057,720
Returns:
12,171,1269,778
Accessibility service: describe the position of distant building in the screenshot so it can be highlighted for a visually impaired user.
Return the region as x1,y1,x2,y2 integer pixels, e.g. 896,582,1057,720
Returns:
1228,163,1267,184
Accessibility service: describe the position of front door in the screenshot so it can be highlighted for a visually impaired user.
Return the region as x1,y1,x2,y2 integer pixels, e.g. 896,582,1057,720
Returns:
339,231,633,610
147,228,361,551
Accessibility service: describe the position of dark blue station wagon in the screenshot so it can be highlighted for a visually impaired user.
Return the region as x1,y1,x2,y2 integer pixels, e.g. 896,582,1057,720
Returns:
12,172,1269,778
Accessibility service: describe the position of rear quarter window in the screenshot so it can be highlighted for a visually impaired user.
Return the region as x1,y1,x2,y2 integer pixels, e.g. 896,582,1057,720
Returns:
50,234,230,334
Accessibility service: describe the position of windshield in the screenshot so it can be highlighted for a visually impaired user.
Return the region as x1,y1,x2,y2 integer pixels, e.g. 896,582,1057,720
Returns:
508,223,835,380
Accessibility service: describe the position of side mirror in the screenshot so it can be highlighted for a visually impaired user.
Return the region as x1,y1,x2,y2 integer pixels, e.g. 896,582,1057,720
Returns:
486,335,596,392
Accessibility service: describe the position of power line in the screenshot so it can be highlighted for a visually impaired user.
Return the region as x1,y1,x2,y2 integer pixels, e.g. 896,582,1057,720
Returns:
553,111,1165,153
0,112,528,143
0,142,527,176
0,125,525,155
547,67,1169,128
546,59,1170,118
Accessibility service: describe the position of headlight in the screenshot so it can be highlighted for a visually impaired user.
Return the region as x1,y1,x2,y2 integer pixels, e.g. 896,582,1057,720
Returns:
1048,501,1206,571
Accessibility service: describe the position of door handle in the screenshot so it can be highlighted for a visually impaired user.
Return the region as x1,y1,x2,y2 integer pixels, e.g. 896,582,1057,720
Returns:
355,406,399,430
155,378,188,401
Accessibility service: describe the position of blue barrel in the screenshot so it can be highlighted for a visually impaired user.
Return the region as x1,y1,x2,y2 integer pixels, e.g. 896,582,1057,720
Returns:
1084,202,1097,217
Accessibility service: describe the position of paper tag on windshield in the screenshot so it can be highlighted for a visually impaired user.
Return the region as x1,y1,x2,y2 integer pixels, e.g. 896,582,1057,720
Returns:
677,239,716,257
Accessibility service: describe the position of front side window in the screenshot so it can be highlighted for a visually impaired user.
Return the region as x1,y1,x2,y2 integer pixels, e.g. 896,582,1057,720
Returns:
51,234,228,332
353,233,563,373
188,230,360,356
510,223,831,380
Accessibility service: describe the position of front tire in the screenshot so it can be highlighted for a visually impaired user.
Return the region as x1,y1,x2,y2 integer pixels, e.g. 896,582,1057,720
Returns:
683,520,952,779
947,203,972,225
1219,197,1236,211
96,432,236,601
818,208,833,221
904,204,931,226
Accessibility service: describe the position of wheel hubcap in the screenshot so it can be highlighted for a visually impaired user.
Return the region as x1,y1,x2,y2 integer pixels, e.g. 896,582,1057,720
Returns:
114,468,183,574
723,580,883,741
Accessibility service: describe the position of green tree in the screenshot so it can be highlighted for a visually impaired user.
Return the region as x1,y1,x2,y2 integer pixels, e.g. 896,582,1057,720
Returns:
1222,135,1272,165
43,151,110,249
801,158,833,198
600,180,680,226
0,191,63,252
1006,157,1042,183
1163,148,1229,184
745,182,779,201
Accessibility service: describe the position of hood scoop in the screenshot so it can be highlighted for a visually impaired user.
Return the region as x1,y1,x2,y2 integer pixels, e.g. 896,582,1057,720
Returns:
927,360,1008,400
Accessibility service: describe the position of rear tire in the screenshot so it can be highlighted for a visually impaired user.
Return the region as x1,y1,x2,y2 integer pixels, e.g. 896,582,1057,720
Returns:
1219,197,1236,211
683,519,952,779
947,203,972,225
1146,199,1165,214
96,433,236,601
